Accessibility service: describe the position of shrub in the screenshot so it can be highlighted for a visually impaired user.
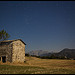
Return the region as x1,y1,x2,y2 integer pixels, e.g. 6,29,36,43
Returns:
25,53,30,57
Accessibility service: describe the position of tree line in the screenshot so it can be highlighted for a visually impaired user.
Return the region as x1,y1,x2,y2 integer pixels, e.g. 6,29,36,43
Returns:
25,53,68,59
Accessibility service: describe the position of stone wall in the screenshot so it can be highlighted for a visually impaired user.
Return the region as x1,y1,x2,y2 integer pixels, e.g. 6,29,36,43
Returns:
0,43,12,62
12,40,25,63
7,43,13,62
0,45,7,56
0,39,25,63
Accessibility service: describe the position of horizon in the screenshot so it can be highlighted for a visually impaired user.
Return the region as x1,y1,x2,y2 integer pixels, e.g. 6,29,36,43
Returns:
26,48,75,53
0,1,75,53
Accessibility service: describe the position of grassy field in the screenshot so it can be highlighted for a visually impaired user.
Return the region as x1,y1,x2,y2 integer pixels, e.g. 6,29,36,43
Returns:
0,56,75,74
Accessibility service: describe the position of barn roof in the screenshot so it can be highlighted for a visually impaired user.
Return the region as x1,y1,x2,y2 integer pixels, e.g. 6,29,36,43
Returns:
0,39,26,45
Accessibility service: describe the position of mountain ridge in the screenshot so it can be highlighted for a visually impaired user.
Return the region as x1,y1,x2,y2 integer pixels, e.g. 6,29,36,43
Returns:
27,48,75,59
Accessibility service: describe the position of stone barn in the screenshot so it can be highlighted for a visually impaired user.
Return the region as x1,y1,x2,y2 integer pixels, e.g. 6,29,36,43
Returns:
0,39,26,63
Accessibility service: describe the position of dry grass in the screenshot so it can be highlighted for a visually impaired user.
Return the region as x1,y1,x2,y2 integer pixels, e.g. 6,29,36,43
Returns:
25,56,75,67
0,56,75,74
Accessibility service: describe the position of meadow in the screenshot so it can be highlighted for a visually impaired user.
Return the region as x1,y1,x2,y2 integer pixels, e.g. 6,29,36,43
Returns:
0,56,75,74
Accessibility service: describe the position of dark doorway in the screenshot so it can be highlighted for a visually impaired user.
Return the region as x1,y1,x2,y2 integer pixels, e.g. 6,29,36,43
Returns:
2,56,6,63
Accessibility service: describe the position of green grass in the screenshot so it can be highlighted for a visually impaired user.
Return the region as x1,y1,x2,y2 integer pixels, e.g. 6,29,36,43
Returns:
0,57,75,74
0,65,45,74
0,65,75,74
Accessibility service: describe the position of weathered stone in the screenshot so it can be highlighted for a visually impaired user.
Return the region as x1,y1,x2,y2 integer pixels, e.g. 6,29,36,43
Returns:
0,39,26,63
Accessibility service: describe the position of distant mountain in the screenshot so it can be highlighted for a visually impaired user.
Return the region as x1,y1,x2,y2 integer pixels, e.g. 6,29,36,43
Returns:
27,48,75,59
27,50,50,56
57,48,75,59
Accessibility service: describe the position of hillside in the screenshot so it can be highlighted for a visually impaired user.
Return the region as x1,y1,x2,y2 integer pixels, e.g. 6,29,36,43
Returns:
0,56,75,74
27,48,75,59
27,50,49,56
57,48,75,59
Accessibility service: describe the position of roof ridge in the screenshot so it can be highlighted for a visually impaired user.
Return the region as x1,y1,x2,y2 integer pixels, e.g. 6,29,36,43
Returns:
0,39,26,45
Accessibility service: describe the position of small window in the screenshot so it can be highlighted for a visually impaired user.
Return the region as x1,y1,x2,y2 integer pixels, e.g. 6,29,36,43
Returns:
2,56,6,63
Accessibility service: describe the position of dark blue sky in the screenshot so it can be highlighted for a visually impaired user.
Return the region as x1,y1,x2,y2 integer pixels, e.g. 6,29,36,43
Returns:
0,1,75,52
